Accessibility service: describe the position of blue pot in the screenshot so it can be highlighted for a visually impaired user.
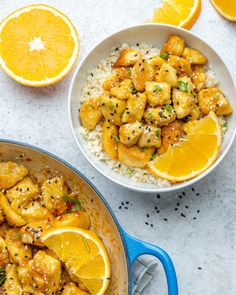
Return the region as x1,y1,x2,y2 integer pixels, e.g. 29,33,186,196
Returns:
0,139,178,294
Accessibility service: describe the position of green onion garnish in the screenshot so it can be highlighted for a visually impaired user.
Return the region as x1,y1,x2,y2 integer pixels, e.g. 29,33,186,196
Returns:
165,104,173,112
63,196,81,211
160,51,169,59
83,237,91,253
0,268,5,287
113,135,120,143
141,147,148,152
155,84,162,91
178,81,189,93
150,152,157,161
155,130,160,137
126,167,133,175
147,112,153,119
128,68,132,76
223,122,228,129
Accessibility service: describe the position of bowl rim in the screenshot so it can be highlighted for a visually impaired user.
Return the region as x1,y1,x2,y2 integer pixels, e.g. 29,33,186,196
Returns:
0,138,131,290
68,23,236,193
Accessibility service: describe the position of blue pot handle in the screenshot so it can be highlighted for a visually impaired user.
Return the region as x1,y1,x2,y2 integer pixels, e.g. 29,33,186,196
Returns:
122,230,178,295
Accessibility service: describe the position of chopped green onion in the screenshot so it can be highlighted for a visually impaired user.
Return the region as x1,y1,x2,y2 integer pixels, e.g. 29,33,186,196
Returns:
223,122,228,129
141,147,148,152
178,81,189,93
109,104,115,111
113,135,120,143
192,91,197,97
83,237,91,253
90,104,95,110
155,84,162,91
126,167,133,175
165,104,173,112
0,268,5,287
128,68,132,76
63,196,81,211
155,130,160,137
147,112,153,119
150,152,157,161
159,51,169,59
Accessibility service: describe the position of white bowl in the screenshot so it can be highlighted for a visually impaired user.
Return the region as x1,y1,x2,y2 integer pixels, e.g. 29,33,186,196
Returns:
68,24,236,193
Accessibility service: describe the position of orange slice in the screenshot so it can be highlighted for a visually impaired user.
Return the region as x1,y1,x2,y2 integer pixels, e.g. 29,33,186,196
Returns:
150,0,202,29
41,227,111,295
148,112,222,182
210,0,236,21
0,4,80,87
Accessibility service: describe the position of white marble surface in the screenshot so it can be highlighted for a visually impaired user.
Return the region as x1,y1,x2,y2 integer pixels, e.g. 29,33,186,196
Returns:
0,0,236,294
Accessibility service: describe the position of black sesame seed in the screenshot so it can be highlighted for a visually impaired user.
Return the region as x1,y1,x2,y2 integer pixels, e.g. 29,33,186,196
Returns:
147,214,150,218
198,267,202,270
192,188,195,192
126,201,129,204
151,224,153,227
174,208,178,211
125,207,128,210
119,206,122,209
185,205,188,209
156,194,160,199
164,218,168,221
145,222,149,225
197,210,200,213
181,213,186,218
193,217,196,220
177,202,180,206
178,195,182,199
122,202,124,206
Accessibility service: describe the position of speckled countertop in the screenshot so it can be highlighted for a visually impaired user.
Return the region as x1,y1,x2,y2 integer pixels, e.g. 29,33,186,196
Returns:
0,1,235,294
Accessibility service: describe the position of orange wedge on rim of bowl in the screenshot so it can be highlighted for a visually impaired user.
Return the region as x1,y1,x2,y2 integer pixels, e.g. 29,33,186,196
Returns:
149,0,202,30
0,4,80,87
148,111,222,182
41,226,111,295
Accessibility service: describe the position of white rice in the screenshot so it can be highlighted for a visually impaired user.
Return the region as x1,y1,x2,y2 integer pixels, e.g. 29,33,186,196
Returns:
77,43,222,187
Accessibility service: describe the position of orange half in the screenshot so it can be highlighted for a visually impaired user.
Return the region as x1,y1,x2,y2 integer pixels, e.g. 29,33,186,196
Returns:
0,4,80,86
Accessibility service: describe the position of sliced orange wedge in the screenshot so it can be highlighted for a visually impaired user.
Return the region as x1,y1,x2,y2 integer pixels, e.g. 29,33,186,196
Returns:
148,112,222,182
0,4,80,86
150,0,202,29
210,0,236,21
41,227,111,295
